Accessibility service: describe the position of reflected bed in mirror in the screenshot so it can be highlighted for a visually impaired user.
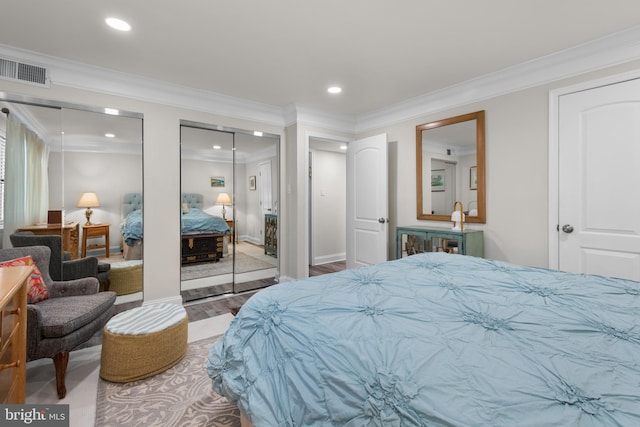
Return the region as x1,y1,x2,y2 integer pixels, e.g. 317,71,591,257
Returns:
416,110,485,223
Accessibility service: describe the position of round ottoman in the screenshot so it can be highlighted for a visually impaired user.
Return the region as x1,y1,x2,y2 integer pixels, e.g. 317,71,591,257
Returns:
108,260,143,296
100,303,188,383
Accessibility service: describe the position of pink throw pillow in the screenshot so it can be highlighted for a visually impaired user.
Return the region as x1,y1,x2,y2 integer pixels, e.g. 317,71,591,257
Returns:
0,256,50,303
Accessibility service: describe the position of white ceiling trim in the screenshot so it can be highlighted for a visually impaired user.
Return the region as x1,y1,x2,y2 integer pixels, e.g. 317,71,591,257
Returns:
355,25,640,133
2,25,640,134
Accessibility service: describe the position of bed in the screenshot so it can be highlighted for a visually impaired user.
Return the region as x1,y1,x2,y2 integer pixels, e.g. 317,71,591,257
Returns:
207,252,640,426
120,192,230,261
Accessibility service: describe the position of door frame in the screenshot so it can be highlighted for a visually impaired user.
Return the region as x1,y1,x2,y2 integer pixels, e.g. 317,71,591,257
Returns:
548,68,640,269
304,131,352,276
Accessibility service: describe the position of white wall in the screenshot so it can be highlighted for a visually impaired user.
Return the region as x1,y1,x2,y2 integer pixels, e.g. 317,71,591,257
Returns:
4,54,640,300
359,59,640,268
48,151,142,255
310,149,346,265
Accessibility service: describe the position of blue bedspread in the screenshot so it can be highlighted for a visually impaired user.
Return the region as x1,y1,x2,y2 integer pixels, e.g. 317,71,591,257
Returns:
207,252,640,426
180,208,230,234
120,208,229,246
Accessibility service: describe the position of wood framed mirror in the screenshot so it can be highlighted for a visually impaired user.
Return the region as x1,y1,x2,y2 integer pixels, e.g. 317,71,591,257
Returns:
416,110,485,223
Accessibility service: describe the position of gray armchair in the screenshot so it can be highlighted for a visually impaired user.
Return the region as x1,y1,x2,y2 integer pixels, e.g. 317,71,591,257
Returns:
0,246,116,398
10,231,110,288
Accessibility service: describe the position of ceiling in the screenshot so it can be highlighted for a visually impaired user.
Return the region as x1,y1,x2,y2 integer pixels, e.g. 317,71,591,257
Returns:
2,1,640,117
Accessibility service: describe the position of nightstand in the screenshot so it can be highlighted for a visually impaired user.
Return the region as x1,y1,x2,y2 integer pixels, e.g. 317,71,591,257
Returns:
225,219,237,243
82,223,110,257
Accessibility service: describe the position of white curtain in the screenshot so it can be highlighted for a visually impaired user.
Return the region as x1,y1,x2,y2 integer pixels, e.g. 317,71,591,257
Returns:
2,115,49,249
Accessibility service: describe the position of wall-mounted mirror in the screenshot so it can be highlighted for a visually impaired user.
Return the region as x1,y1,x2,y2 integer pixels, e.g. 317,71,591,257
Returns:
1,97,143,302
179,121,279,302
416,110,485,223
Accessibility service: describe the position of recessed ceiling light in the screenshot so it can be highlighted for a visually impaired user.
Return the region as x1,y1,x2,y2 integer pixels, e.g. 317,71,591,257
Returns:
213,145,221,150
104,108,120,115
328,86,342,94
253,131,263,137
340,145,347,150
106,17,131,32
105,133,115,138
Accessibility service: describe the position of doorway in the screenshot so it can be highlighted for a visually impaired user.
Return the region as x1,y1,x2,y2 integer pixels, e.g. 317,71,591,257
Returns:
308,136,348,276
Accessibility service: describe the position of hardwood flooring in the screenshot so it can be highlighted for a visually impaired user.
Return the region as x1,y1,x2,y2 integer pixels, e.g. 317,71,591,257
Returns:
182,260,347,321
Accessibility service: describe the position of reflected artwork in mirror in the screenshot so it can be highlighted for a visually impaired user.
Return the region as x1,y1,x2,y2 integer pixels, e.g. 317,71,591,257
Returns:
416,110,485,223
1,97,143,298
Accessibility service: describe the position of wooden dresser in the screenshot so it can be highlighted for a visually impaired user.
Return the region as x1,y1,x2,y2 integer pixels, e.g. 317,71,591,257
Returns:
0,265,32,404
16,221,80,259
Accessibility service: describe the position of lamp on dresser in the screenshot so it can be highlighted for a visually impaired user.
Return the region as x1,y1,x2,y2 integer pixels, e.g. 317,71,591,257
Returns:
77,192,100,225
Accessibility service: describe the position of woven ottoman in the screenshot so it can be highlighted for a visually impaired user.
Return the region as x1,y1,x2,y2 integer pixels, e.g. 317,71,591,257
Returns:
108,260,143,296
100,303,188,383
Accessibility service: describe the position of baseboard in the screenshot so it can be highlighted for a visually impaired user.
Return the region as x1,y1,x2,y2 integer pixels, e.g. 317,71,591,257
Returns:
142,295,183,306
312,253,346,266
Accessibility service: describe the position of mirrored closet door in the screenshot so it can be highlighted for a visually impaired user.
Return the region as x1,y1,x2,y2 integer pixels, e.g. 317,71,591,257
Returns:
0,97,143,301
180,121,279,301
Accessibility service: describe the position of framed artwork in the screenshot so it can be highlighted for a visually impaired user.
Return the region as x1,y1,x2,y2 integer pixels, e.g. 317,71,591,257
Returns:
249,175,256,191
431,169,445,192
469,166,477,190
210,176,225,188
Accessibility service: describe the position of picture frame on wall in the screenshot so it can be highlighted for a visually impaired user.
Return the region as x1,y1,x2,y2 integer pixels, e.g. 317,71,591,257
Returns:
431,169,445,192
211,176,225,188
469,166,477,190
249,175,256,191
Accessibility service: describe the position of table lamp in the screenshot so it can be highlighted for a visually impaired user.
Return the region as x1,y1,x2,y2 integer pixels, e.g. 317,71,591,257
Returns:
215,192,232,220
77,192,100,225
451,201,465,231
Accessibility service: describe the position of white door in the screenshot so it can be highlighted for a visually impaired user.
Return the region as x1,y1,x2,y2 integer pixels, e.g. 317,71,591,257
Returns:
558,78,640,280
346,133,388,269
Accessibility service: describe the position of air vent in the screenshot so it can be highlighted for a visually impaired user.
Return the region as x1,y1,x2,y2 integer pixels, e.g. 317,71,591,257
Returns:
0,57,49,87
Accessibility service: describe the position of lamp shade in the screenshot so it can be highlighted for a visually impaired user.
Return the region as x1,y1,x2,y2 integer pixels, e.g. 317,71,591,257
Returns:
215,193,232,205
77,192,100,208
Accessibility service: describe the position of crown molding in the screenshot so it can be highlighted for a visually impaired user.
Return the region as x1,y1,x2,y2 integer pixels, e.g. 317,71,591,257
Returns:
0,44,286,127
2,25,640,135
354,25,640,133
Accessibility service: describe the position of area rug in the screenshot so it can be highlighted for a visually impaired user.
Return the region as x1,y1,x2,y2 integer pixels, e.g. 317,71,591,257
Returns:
181,251,275,281
95,336,240,427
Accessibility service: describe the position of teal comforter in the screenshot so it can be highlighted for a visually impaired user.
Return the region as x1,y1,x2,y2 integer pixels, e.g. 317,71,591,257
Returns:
207,252,640,426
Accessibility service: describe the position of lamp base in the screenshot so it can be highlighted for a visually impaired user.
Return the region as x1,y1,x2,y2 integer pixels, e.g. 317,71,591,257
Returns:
85,207,93,225
221,205,227,220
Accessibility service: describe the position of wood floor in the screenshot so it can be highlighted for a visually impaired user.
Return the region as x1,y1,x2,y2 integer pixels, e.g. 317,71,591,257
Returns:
183,260,346,321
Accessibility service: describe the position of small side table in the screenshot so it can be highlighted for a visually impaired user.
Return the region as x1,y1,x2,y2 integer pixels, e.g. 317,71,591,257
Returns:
82,223,110,258
225,219,238,243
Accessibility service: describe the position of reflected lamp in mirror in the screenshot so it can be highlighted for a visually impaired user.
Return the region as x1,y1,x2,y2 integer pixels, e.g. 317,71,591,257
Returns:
77,192,100,225
215,192,232,220
451,201,464,231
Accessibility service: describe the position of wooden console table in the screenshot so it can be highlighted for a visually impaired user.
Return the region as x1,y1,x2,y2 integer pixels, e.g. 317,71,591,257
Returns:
0,265,32,404
82,223,110,257
17,222,79,259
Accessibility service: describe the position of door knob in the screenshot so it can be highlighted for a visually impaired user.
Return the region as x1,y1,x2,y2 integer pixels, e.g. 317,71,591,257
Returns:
561,224,574,233
378,218,387,224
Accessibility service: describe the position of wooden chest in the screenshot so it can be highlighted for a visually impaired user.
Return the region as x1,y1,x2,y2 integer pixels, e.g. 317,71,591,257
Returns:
181,233,224,265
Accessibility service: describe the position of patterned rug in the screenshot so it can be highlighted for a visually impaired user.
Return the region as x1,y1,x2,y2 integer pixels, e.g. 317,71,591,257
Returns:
95,336,240,427
181,251,275,281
